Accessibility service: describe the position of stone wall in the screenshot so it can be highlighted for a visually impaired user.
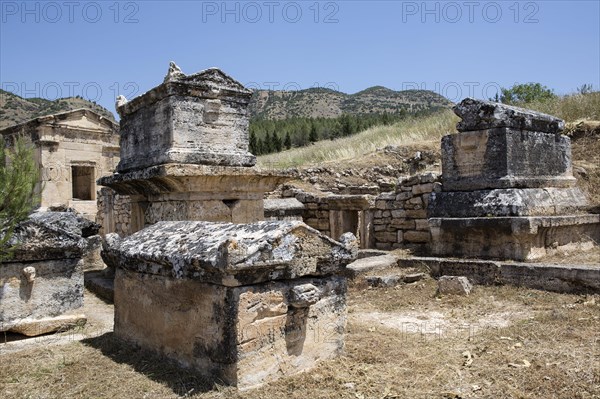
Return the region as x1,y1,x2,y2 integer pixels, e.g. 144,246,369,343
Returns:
280,172,440,252
372,172,441,251
284,188,333,237
96,187,131,236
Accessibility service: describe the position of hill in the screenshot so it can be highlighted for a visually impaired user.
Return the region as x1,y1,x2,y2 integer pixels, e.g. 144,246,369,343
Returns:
0,89,116,130
248,86,452,119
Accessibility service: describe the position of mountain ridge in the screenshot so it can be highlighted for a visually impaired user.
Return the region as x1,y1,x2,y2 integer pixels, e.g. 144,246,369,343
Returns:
1,85,452,129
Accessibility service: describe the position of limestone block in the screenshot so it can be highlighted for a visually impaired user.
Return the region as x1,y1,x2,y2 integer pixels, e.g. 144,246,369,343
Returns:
419,172,439,184
408,196,423,206
396,191,412,201
429,215,600,261
9,314,87,336
114,270,346,389
116,67,256,172
374,231,398,243
102,220,357,286
454,98,564,133
437,276,473,295
412,183,433,195
390,219,415,229
305,218,330,231
415,219,429,231
0,258,84,332
406,209,428,219
441,128,575,191
429,187,590,218
391,210,407,218
263,198,305,220
403,231,430,243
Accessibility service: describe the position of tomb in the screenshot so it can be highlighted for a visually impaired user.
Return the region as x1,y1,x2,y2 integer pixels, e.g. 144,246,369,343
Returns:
0,211,97,336
0,109,119,220
429,98,600,261
99,63,356,389
98,63,288,234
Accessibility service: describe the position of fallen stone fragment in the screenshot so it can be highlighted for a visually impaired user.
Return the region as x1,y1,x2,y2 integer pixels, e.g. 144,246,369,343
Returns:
365,275,401,288
437,276,473,295
9,314,86,337
403,272,426,283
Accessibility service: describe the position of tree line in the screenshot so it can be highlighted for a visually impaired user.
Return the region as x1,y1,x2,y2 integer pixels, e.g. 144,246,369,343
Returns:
249,109,444,155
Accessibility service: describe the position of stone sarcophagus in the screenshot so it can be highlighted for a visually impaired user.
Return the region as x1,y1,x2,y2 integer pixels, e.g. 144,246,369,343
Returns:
116,63,255,173
99,63,288,235
429,98,599,261
0,212,95,336
102,221,357,389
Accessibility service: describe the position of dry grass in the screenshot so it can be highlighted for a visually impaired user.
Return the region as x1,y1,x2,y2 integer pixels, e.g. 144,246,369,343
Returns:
524,92,600,123
257,110,458,168
1,282,598,398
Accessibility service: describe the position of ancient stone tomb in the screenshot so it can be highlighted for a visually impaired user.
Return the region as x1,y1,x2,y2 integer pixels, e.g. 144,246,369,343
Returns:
429,98,600,260
99,64,288,235
0,211,97,336
99,63,356,389
103,221,356,389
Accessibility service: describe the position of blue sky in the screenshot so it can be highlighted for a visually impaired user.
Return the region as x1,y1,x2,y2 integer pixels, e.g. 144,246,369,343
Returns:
1,0,599,115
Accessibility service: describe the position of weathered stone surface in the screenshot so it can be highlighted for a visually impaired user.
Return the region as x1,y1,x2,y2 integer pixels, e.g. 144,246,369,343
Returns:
30,211,100,237
102,220,356,287
9,314,86,336
0,211,91,333
114,270,346,389
454,98,565,133
6,212,88,262
437,276,473,295
345,254,399,277
116,65,256,172
403,273,426,283
403,231,430,243
429,187,590,217
430,101,598,262
429,215,600,261
0,258,84,332
264,198,305,220
98,164,290,233
441,128,575,191
365,275,401,287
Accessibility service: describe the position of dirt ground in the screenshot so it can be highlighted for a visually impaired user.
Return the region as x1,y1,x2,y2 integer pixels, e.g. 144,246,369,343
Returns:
1,279,598,399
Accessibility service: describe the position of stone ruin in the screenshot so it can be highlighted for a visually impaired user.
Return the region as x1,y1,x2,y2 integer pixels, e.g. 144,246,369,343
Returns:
0,211,98,336
429,98,600,261
98,63,289,235
99,63,357,389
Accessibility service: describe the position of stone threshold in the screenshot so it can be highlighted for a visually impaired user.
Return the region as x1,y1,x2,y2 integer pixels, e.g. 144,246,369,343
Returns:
400,256,600,294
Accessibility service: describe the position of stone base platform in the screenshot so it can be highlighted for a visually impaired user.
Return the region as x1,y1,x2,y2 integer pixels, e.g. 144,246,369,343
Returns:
97,163,291,233
429,187,590,217
429,214,600,261
400,257,600,294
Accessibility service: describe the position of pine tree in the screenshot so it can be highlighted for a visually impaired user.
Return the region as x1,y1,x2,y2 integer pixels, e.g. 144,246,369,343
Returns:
249,131,258,155
308,123,318,143
1,135,40,262
266,131,275,154
273,133,283,152
284,131,292,149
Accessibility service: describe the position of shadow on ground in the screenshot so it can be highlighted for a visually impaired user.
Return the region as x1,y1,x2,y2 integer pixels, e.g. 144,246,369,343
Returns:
81,332,219,396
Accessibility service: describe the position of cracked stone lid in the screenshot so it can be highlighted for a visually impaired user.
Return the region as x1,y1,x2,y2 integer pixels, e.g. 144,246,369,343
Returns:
454,98,565,133
102,220,357,286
